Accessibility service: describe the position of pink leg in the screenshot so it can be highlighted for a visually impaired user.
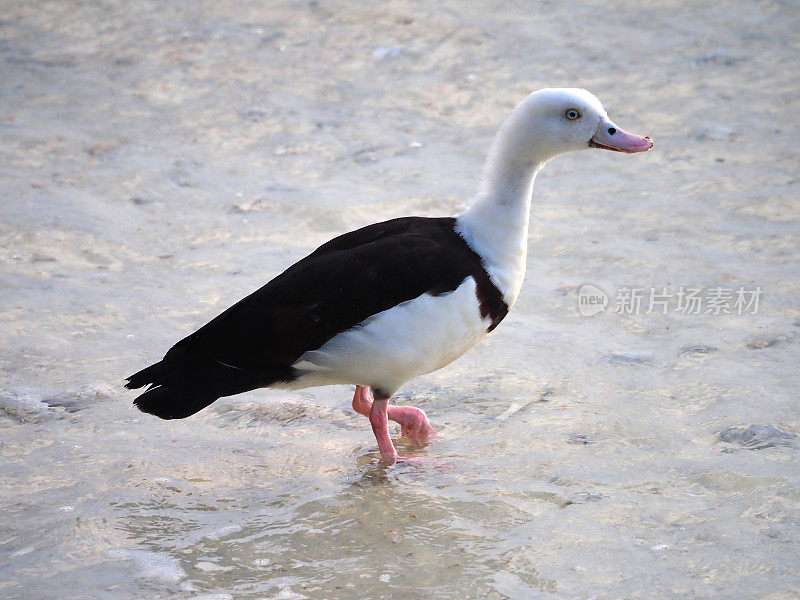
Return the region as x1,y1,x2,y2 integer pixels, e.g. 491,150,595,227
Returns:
351,385,373,416
352,385,436,443
387,405,436,442
369,397,398,465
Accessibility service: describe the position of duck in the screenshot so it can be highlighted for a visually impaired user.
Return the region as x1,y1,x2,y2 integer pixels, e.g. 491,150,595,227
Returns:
126,88,652,464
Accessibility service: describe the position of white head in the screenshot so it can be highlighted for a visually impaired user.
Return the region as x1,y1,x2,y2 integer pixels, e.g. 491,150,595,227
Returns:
461,88,652,305
494,87,653,166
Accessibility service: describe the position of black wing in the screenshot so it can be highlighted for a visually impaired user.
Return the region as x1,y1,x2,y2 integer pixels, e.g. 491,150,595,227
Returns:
125,216,496,418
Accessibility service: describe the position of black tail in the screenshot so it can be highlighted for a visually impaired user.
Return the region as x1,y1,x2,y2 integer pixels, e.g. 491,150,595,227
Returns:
125,357,294,419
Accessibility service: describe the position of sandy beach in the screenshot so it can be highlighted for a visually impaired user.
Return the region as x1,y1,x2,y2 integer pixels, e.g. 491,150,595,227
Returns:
1,1,799,598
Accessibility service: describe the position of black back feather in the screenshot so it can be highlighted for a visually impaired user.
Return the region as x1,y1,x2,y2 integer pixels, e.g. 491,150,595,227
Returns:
126,216,507,418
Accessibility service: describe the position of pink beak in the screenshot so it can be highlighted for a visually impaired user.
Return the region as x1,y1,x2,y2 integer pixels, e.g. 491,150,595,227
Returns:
589,118,653,153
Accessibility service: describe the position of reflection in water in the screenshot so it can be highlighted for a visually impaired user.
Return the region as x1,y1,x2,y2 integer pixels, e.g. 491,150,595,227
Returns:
110,445,565,598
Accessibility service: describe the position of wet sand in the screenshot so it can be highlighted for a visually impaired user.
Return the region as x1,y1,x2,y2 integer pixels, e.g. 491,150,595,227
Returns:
1,1,799,598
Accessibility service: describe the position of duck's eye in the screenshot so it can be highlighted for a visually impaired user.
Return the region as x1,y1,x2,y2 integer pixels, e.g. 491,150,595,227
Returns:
564,108,582,121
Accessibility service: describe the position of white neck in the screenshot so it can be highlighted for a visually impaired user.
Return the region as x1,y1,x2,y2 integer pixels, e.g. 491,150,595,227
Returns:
455,106,551,306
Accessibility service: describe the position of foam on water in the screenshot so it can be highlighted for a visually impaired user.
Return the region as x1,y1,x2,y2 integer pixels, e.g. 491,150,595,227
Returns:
107,548,186,582
0,385,114,423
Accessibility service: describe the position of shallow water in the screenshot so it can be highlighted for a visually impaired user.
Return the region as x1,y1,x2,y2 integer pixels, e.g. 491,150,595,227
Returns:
1,1,799,598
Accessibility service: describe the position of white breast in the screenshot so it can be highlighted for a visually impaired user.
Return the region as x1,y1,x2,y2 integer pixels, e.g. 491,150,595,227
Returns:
289,277,490,396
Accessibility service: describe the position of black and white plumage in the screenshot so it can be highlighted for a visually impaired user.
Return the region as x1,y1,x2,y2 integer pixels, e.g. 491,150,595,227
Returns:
126,88,651,462
127,216,507,419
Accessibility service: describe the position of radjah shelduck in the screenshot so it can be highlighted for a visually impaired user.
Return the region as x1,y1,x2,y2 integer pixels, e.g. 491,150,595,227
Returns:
126,88,653,464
